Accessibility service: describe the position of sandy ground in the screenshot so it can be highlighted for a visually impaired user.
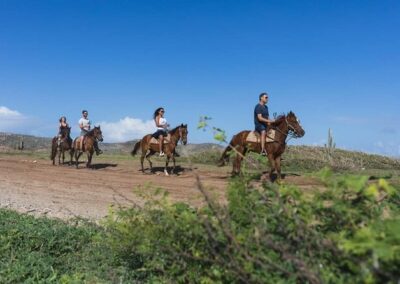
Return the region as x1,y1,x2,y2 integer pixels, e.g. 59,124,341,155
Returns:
0,154,322,220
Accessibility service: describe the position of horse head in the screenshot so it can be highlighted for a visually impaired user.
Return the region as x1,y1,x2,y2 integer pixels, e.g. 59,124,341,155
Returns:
179,124,188,145
93,126,104,142
286,111,305,137
60,126,71,139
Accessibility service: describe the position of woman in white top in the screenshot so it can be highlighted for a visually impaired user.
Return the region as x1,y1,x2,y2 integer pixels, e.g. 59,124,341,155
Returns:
152,107,169,157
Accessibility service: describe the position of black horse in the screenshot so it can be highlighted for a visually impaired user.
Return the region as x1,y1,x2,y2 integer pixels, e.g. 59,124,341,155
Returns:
51,126,73,165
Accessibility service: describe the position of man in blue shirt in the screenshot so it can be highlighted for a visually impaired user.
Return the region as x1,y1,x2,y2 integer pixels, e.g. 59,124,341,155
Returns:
254,92,274,155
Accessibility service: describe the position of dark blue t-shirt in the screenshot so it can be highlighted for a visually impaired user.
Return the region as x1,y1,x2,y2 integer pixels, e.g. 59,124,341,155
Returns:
254,103,269,128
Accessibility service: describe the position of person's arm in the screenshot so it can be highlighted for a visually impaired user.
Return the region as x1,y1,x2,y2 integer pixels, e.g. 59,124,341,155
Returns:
79,119,84,130
155,116,162,128
257,114,274,125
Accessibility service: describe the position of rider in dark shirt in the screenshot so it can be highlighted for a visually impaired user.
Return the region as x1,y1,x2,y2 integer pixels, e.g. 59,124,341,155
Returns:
254,92,274,155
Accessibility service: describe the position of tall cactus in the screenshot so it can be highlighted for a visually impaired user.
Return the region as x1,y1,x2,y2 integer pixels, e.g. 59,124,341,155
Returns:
324,128,336,159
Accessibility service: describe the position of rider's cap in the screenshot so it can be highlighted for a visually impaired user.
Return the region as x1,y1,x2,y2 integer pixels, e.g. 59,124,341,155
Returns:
82,110,88,114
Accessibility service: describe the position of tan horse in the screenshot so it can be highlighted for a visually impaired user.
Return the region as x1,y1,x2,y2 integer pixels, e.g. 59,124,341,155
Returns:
218,112,305,181
131,124,188,176
72,126,104,169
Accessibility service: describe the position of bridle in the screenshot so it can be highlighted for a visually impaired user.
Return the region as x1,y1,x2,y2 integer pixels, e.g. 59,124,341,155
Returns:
272,116,302,143
178,126,187,145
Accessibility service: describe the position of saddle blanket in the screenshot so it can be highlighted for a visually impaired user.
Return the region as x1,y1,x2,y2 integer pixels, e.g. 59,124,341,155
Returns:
150,134,171,145
246,129,276,143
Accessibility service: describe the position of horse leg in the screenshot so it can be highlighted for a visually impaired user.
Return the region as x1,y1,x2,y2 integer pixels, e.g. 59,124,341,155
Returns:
172,155,176,174
58,148,61,165
232,146,244,176
62,150,65,165
75,151,82,169
145,151,155,173
164,154,171,176
87,152,93,168
275,156,282,182
51,141,56,165
140,152,146,173
69,149,74,166
267,154,276,181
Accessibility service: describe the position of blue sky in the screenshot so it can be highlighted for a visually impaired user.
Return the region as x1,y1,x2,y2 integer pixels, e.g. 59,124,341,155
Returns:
0,0,399,156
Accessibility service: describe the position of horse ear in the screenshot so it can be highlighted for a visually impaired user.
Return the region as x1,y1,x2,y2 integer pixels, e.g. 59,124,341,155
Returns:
184,124,187,128
181,123,184,127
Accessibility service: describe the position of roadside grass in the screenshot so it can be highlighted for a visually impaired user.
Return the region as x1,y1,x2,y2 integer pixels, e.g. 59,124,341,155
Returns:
0,209,134,283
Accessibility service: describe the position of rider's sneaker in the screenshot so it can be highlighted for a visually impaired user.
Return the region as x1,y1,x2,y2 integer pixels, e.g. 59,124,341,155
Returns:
96,150,103,156
159,152,165,157
260,150,267,156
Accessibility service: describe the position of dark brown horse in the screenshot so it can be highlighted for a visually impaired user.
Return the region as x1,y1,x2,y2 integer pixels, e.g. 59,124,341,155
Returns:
218,111,305,181
50,127,73,165
131,124,188,176
72,126,104,169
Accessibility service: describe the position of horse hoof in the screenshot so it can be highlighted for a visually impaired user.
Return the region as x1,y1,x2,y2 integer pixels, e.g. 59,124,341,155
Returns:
164,170,170,176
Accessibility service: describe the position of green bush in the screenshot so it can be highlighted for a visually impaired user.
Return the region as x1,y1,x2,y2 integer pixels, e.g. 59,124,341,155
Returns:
0,211,132,283
104,169,400,283
2,169,399,283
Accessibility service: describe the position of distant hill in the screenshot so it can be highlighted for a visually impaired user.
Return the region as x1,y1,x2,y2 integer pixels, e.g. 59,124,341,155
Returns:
0,132,51,151
1,132,398,171
0,132,223,156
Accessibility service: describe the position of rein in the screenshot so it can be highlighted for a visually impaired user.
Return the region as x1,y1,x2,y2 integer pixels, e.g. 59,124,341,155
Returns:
271,116,299,144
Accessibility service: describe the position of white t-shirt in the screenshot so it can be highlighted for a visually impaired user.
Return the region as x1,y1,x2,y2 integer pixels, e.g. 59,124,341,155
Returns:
156,117,167,130
79,118,91,131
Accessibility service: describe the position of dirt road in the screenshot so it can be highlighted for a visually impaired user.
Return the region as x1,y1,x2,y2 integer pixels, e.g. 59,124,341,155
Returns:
0,155,231,220
0,155,322,220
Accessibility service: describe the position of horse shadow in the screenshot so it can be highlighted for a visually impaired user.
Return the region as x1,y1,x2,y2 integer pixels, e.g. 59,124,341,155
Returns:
143,165,186,175
90,163,118,170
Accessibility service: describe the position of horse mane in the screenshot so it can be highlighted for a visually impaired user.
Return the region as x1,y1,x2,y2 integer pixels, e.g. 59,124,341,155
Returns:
85,128,95,136
271,114,286,126
169,125,181,134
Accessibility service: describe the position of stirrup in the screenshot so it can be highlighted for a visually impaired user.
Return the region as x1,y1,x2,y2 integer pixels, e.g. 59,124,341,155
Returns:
159,152,165,157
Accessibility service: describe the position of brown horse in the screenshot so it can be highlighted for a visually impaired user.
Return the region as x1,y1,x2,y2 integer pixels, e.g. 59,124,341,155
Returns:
72,126,104,169
218,111,305,181
131,124,188,176
50,127,73,165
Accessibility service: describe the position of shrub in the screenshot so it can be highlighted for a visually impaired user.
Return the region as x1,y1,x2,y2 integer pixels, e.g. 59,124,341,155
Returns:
104,169,400,283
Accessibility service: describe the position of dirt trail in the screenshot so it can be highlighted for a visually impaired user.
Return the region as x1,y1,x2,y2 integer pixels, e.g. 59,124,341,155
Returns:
0,155,322,220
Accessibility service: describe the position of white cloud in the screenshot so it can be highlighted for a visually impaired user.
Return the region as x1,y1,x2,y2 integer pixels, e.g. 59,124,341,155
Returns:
372,141,400,157
0,106,21,117
0,106,28,131
97,117,155,142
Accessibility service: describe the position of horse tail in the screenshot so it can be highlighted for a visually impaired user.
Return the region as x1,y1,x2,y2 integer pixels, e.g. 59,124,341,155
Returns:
131,140,141,156
218,136,235,167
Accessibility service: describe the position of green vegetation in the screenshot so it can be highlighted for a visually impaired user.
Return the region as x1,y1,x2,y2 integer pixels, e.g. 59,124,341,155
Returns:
1,169,399,283
0,210,134,283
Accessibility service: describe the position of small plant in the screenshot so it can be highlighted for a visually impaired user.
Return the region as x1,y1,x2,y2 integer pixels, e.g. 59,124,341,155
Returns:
324,128,336,160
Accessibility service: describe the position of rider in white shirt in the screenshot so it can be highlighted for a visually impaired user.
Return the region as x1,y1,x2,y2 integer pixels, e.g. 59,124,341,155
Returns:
79,110,103,155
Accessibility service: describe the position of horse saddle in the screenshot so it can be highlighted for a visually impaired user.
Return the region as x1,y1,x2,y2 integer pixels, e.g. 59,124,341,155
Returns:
246,129,276,143
150,134,171,145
